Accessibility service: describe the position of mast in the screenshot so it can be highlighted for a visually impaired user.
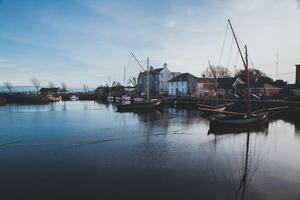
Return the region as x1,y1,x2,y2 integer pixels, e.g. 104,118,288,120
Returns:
276,51,279,80
131,52,146,71
228,19,250,115
228,20,247,69
245,45,250,115
123,66,126,87
208,60,219,106
147,57,150,101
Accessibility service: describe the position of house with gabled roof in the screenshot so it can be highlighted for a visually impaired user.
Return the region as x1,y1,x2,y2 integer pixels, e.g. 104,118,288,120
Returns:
137,63,179,97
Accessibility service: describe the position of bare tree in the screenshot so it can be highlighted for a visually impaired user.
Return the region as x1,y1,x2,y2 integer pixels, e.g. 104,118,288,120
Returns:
61,82,67,91
83,84,89,93
3,82,13,93
202,65,232,78
48,81,55,88
31,78,41,93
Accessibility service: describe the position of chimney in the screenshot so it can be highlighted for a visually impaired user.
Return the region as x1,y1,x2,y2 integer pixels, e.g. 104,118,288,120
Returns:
296,64,300,88
163,63,167,68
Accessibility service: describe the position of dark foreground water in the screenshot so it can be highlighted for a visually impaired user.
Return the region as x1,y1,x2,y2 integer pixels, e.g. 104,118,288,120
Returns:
0,101,299,200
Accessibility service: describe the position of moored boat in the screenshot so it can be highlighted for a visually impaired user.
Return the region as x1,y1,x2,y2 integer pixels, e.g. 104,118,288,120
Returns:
209,111,268,130
107,96,114,102
116,101,161,112
0,97,7,105
70,95,79,101
122,95,131,101
198,104,226,116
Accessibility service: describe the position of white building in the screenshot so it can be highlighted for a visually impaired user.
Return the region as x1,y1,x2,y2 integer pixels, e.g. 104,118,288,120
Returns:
137,63,180,96
168,73,199,96
158,63,181,95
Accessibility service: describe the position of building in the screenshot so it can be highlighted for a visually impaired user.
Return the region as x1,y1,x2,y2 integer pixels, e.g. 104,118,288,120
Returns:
218,77,236,97
193,78,216,97
296,64,300,89
250,83,280,97
137,63,179,97
40,87,60,96
168,73,199,96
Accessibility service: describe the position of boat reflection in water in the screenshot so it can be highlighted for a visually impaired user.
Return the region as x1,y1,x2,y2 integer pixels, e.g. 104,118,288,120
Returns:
208,122,269,135
208,125,269,200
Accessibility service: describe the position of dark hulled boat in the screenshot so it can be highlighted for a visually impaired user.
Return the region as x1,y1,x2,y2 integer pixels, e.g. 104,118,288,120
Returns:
207,19,270,131
208,111,268,131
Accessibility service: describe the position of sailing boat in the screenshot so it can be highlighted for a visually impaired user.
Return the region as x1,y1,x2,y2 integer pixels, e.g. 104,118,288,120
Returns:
208,19,269,131
116,54,161,112
107,76,114,102
198,60,228,115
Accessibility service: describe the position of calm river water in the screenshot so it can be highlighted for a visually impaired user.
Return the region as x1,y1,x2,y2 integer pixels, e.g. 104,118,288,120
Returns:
0,101,299,200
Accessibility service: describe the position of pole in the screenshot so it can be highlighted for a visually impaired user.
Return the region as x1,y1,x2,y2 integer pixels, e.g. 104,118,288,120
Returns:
208,60,219,106
276,51,279,80
147,57,150,101
245,45,251,115
131,52,146,71
123,66,126,86
228,19,247,70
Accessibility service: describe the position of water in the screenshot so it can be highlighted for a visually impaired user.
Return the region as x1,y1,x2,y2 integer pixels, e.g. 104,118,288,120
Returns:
0,101,299,200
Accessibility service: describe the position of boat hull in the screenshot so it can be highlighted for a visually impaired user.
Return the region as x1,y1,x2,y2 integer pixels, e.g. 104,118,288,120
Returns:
209,112,268,131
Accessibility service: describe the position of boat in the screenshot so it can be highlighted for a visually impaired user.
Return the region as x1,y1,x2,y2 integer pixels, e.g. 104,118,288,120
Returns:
208,19,269,130
133,97,144,102
122,95,131,101
0,97,7,105
107,96,114,102
209,111,268,131
116,101,161,112
198,104,226,116
70,95,79,101
117,54,161,112
47,94,61,102
197,60,231,115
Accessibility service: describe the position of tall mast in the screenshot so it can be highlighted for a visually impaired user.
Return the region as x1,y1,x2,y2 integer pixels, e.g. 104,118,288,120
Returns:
228,19,250,115
131,52,146,71
123,66,126,87
245,45,251,115
276,51,279,80
147,57,150,101
228,19,247,69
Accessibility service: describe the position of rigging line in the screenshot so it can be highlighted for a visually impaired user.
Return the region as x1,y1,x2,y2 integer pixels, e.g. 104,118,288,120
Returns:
269,71,295,76
226,35,234,69
218,23,229,67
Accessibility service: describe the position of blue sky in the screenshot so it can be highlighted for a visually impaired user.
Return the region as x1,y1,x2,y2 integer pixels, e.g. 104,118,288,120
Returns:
1,0,300,87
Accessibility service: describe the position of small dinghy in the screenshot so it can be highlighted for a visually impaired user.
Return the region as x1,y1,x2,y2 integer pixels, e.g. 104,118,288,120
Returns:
116,101,161,112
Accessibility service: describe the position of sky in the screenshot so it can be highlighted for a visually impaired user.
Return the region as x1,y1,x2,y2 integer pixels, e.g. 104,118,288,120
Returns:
0,0,300,88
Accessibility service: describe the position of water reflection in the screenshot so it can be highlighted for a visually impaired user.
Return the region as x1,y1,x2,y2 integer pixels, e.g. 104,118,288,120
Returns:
0,101,299,200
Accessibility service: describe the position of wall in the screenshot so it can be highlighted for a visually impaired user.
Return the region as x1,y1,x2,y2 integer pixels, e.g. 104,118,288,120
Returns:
168,81,188,96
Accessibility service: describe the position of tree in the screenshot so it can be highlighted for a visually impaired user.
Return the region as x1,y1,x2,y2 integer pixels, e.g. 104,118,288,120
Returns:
202,65,232,78
3,82,12,93
48,81,55,88
235,69,274,86
31,78,41,93
61,82,67,91
83,84,89,93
